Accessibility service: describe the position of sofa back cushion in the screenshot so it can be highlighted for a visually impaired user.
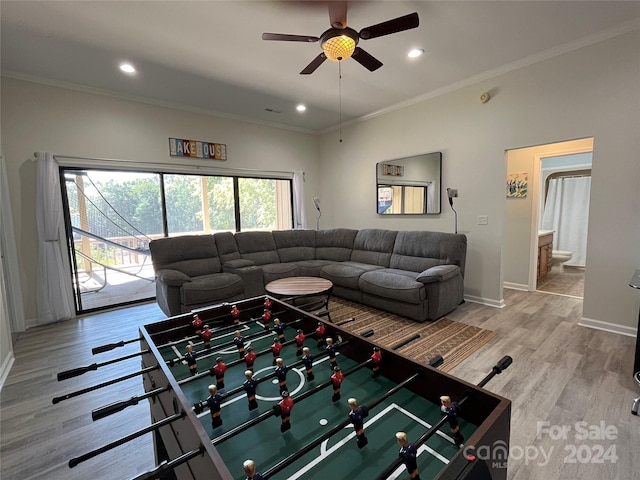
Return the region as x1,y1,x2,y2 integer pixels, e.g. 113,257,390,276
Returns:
390,231,467,275
234,231,280,265
316,228,358,261
149,235,221,277
214,231,242,264
273,230,316,262
351,229,398,267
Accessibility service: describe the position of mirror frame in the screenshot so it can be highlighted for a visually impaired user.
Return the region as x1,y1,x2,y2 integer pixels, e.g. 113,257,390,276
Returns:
376,151,442,215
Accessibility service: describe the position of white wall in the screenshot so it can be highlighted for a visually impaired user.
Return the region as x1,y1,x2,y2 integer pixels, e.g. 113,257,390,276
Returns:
0,78,320,326
318,30,640,333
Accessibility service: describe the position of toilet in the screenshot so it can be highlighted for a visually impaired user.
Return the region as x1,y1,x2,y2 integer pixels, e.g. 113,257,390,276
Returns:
551,250,573,273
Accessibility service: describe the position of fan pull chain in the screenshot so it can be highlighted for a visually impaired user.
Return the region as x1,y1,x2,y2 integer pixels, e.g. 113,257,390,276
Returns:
339,61,343,143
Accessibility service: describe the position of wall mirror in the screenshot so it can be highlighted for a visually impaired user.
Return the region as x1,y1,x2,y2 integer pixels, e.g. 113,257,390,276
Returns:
376,151,442,214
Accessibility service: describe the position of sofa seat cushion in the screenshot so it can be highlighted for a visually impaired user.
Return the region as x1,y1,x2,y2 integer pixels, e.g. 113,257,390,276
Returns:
181,273,244,306
296,259,337,277
262,263,299,284
359,269,426,304
321,262,383,290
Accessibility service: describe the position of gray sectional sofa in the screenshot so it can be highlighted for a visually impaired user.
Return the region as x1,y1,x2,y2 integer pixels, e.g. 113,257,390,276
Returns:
149,229,467,322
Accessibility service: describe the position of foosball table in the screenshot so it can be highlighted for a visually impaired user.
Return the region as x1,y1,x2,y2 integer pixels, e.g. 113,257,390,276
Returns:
56,296,512,480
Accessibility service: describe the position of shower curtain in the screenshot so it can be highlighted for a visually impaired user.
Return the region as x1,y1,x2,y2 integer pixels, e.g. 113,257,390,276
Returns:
541,176,591,266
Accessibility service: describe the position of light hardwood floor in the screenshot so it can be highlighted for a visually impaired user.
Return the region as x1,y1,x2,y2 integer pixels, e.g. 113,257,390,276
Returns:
1,289,638,480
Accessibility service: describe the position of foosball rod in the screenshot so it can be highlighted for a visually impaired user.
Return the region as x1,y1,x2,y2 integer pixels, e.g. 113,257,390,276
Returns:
68,411,186,468
52,365,158,404
211,358,375,446
93,326,328,420
261,371,423,480
57,350,151,381
128,445,206,480
373,355,513,480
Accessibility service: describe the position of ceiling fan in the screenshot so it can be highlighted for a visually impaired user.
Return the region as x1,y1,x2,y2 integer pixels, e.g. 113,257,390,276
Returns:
262,2,419,75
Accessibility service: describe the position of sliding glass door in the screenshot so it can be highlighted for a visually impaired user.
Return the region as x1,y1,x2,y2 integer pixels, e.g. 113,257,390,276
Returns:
61,168,293,314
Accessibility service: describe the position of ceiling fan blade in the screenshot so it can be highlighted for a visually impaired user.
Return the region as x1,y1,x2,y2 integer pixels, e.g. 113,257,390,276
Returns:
328,1,348,29
300,53,327,75
262,33,319,42
351,47,383,72
359,12,419,40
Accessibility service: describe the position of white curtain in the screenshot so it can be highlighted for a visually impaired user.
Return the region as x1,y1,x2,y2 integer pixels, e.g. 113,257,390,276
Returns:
0,155,27,332
292,171,307,229
34,152,74,326
541,176,591,266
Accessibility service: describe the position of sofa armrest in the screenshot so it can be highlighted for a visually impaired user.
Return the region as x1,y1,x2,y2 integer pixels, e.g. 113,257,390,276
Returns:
416,265,460,284
156,268,192,286
223,259,255,269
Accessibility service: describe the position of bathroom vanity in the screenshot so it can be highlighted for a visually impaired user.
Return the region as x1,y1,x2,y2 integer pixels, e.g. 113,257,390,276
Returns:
537,231,554,281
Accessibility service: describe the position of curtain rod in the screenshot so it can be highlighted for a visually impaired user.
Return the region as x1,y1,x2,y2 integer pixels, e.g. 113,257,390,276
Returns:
33,152,299,177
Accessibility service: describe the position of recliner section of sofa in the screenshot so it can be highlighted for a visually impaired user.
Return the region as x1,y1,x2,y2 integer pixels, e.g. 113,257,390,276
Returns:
149,228,466,321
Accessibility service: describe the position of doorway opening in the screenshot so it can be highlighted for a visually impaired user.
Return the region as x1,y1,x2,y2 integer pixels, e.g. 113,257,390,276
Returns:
504,137,593,299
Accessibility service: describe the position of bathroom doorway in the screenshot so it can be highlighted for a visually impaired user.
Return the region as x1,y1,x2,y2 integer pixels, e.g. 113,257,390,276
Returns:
503,138,593,299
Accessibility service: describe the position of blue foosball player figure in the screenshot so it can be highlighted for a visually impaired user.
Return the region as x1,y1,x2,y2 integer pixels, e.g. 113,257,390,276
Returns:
243,459,264,480
396,431,421,479
184,344,197,375
273,318,286,342
440,395,464,446
348,398,369,448
233,330,245,359
326,337,338,371
206,384,223,428
243,370,259,411
301,347,315,381
274,357,289,393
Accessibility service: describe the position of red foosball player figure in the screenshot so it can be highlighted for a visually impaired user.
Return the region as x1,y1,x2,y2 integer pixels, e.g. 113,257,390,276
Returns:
370,346,382,378
271,337,283,365
262,309,272,330
263,297,272,310
301,347,315,381
273,318,286,342
206,384,223,429
231,305,240,324
331,366,344,402
348,398,369,448
294,329,305,357
233,330,245,359
184,344,197,376
202,325,213,349
440,395,464,446
192,314,203,335
274,357,289,393
273,390,294,432
243,370,259,411
213,357,227,389
243,459,264,480
315,321,326,348
326,337,338,371
244,347,257,372
396,431,421,480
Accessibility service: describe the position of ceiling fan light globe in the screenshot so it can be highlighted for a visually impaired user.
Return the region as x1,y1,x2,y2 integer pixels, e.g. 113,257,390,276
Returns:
322,34,356,62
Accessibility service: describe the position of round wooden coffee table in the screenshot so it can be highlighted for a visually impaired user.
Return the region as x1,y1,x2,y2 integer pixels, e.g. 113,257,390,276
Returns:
265,277,333,320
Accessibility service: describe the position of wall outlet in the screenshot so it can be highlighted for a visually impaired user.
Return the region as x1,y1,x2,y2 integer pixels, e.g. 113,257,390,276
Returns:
448,189,458,198
478,215,489,225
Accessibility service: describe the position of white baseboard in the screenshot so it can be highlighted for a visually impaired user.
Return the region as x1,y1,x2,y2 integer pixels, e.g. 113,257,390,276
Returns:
503,282,530,291
579,317,638,338
464,294,505,309
0,351,15,392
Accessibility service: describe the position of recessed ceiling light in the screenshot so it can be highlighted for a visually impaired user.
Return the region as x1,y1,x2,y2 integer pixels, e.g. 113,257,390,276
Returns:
119,63,136,74
408,48,424,58
296,104,306,112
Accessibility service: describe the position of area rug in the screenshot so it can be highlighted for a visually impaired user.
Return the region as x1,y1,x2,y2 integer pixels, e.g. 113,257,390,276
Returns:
327,297,496,373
